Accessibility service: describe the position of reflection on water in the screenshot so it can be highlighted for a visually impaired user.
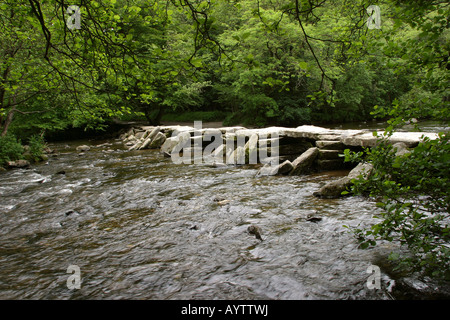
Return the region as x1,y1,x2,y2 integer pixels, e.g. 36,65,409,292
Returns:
0,138,448,299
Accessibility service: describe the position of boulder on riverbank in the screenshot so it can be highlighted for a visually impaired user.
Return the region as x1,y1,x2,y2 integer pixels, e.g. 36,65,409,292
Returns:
392,142,410,157
313,162,373,198
160,132,191,155
289,147,319,175
137,127,159,150
148,132,167,149
7,160,30,168
256,160,294,176
126,127,168,151
76,145,91,152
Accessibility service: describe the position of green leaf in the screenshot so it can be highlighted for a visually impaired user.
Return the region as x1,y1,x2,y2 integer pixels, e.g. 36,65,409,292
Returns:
359,242,369,249
299,61,308,70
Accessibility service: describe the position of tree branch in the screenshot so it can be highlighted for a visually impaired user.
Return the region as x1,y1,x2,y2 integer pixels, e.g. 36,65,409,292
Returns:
293,0,334,90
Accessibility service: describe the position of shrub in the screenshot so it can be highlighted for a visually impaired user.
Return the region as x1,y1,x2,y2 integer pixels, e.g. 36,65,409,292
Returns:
0,134,24,167
28,134,46,162
345,132,450,279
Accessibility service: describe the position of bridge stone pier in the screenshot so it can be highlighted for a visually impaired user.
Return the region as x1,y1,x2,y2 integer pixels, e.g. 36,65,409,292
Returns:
119,124,439,198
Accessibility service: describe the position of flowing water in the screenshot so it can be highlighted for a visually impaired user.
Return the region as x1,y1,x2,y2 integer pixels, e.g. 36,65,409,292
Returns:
0,137,448,300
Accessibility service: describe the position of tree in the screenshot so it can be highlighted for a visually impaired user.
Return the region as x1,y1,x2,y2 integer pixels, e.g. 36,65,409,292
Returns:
343,0,450,278
0,1,60,136
2,0,448,133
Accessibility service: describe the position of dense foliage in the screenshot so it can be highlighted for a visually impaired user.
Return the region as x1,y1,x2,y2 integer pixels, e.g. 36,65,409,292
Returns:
1,0,448,135
0,134,23,166
0,0,448,277
345,132,449,278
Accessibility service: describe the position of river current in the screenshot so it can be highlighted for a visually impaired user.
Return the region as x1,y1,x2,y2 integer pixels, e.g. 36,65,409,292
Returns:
0,132,448,299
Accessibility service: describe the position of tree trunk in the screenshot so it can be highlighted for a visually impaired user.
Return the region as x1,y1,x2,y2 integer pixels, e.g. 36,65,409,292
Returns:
143,105,164,126
154,105,163,125
1,94,17,137
1,107,15,137
144,108,156,126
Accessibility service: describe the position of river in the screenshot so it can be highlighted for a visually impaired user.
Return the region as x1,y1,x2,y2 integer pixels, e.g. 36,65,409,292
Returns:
0,124,449,299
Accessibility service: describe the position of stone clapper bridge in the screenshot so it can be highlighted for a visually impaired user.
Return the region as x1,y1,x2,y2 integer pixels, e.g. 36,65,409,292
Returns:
119,124,438,199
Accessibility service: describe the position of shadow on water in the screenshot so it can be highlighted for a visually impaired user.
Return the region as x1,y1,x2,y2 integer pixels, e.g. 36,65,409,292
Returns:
0,137,448,299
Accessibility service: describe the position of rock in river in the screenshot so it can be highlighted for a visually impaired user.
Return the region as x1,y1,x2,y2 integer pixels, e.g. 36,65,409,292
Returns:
7,160,30,168
247,225,263,241
76,145,91,152
313,162,373,199
289,147,319,175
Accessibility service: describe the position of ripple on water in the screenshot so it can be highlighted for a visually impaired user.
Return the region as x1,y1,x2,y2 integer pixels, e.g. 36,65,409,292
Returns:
0,142,448,299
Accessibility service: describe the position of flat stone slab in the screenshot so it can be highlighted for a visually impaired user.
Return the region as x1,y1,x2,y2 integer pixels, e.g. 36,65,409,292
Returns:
128,124,440,153
235,127,287,138
286,126,366,141
218,126,247,133
341,131,439,148
316,141,345,150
